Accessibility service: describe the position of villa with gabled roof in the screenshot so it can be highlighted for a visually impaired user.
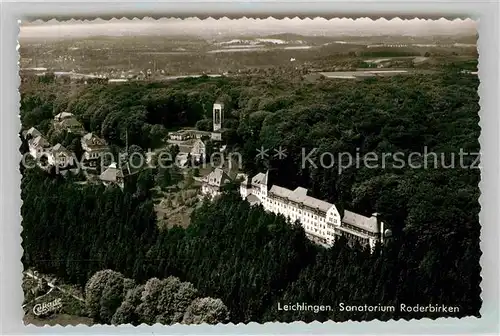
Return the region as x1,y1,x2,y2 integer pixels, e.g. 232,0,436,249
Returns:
201,168,231,199
53,115,85,135
48,143,75,168
81,132,109,162
190,138,206,163
99,162,125,189
28,135,51,159
23,127,42,140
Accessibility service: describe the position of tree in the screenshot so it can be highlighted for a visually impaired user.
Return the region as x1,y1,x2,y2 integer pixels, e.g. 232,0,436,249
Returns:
195,119,213,132
68,137,84,162
155,277,198,324
185,171,195,189
150,124,167,148
19,132,29,155
156,168,172,189
111,275,207,325
111,300,137,325
182,297,230,325
84,270,128,324
112,285,144,325
100,276,127,323
169,145,180,161
137,169,154,191
135,278,164,324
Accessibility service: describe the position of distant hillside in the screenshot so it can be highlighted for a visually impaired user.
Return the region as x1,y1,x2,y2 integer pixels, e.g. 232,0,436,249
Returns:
211,33,477,48
20,18,477,41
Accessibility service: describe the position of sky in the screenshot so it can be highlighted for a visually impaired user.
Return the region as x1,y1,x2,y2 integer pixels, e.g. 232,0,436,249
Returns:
19,17,477,40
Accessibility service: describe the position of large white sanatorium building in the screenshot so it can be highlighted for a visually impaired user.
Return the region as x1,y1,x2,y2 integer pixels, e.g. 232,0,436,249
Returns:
238,171,386,249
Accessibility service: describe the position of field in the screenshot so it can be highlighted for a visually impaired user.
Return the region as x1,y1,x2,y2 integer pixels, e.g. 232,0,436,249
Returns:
19,34,477,77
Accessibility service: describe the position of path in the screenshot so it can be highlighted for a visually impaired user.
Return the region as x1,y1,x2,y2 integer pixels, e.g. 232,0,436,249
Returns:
22,287,55,309
24,271,85,304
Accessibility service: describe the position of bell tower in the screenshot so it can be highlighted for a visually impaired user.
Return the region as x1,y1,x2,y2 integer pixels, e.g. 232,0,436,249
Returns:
213,101,224,132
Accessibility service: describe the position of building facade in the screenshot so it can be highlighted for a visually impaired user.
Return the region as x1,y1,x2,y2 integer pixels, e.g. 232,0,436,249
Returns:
81,133,109,163
23,127,42,140
168,131,191,141
189,139,206,163
201,168,231,199
99,162,125,189
168,130,212,141
28,135,51,159
47,144,75,168
239,171,386,249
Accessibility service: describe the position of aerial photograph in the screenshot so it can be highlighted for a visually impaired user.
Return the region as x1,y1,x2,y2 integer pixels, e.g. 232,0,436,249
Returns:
19,17,480,326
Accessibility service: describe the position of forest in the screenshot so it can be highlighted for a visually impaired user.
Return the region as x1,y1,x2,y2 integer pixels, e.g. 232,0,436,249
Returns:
21,64,481,323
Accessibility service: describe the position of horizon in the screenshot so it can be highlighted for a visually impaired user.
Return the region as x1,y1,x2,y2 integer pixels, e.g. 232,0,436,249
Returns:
20,17,478,41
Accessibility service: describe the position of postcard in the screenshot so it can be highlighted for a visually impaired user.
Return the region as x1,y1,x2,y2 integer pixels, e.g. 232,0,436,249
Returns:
18,16,481,326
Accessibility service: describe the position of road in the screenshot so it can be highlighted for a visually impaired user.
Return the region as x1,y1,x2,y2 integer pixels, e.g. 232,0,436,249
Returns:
23,271,85,306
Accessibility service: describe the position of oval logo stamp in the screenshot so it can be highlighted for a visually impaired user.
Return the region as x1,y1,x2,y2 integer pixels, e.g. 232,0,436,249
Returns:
33,298,63,316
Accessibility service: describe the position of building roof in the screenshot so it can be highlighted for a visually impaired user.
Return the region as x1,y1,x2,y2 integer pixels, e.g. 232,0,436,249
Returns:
169,130,189,136
99,162,124,182
81,132,107,148
177,138,207,155
251,171,268,186
203,168,230,187
269,185,334,212
23,127,42,139
29,135,50,148
178,144,193,154
342,210,380,233
287,187,308,202
59,117,83,128
191,138,206,150
269,185,292,198
169,129,211,136
190,130,212,136
54,112,74,120
55,118,85,135
190,141,206,159
174,152,190,168
302,195,333,213
51,143,72,156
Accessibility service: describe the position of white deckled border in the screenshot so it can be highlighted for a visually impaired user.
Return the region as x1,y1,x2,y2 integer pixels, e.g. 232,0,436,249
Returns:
1,1,498,335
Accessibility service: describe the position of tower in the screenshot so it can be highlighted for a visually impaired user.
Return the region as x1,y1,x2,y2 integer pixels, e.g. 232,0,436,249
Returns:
238,174,251,200
260,170,269,198
213,101,224,132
